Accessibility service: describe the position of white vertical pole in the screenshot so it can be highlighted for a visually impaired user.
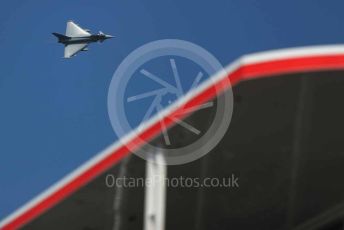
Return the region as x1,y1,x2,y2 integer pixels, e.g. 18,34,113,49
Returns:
144,151,167,230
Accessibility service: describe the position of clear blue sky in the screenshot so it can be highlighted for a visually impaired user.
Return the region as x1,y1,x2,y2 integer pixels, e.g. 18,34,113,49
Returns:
1,0,344,220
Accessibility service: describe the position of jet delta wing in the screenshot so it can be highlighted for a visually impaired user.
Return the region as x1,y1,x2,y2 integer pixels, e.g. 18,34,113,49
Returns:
66,21,90,37
64,43,88,58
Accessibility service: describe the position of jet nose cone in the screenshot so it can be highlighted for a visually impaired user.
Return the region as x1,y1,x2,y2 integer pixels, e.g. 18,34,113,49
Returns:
106,35,114,39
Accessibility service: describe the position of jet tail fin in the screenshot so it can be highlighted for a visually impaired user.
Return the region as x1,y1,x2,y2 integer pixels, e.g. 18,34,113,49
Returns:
52,33,70,42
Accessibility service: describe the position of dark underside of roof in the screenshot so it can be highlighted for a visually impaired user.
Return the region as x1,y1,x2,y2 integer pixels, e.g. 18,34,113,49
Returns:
24,70,344,230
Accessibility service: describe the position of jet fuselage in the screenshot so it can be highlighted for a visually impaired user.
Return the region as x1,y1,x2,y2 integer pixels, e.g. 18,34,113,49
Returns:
58,34,113,45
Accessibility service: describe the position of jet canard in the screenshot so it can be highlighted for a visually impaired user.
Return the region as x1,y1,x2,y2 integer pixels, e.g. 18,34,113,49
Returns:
53,21,113,58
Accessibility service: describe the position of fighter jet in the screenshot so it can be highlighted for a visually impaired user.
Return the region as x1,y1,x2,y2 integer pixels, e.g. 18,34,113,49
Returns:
52,21,114,58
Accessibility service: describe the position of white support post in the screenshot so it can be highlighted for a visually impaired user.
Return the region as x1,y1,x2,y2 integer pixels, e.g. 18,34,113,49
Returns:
144,151,167,230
